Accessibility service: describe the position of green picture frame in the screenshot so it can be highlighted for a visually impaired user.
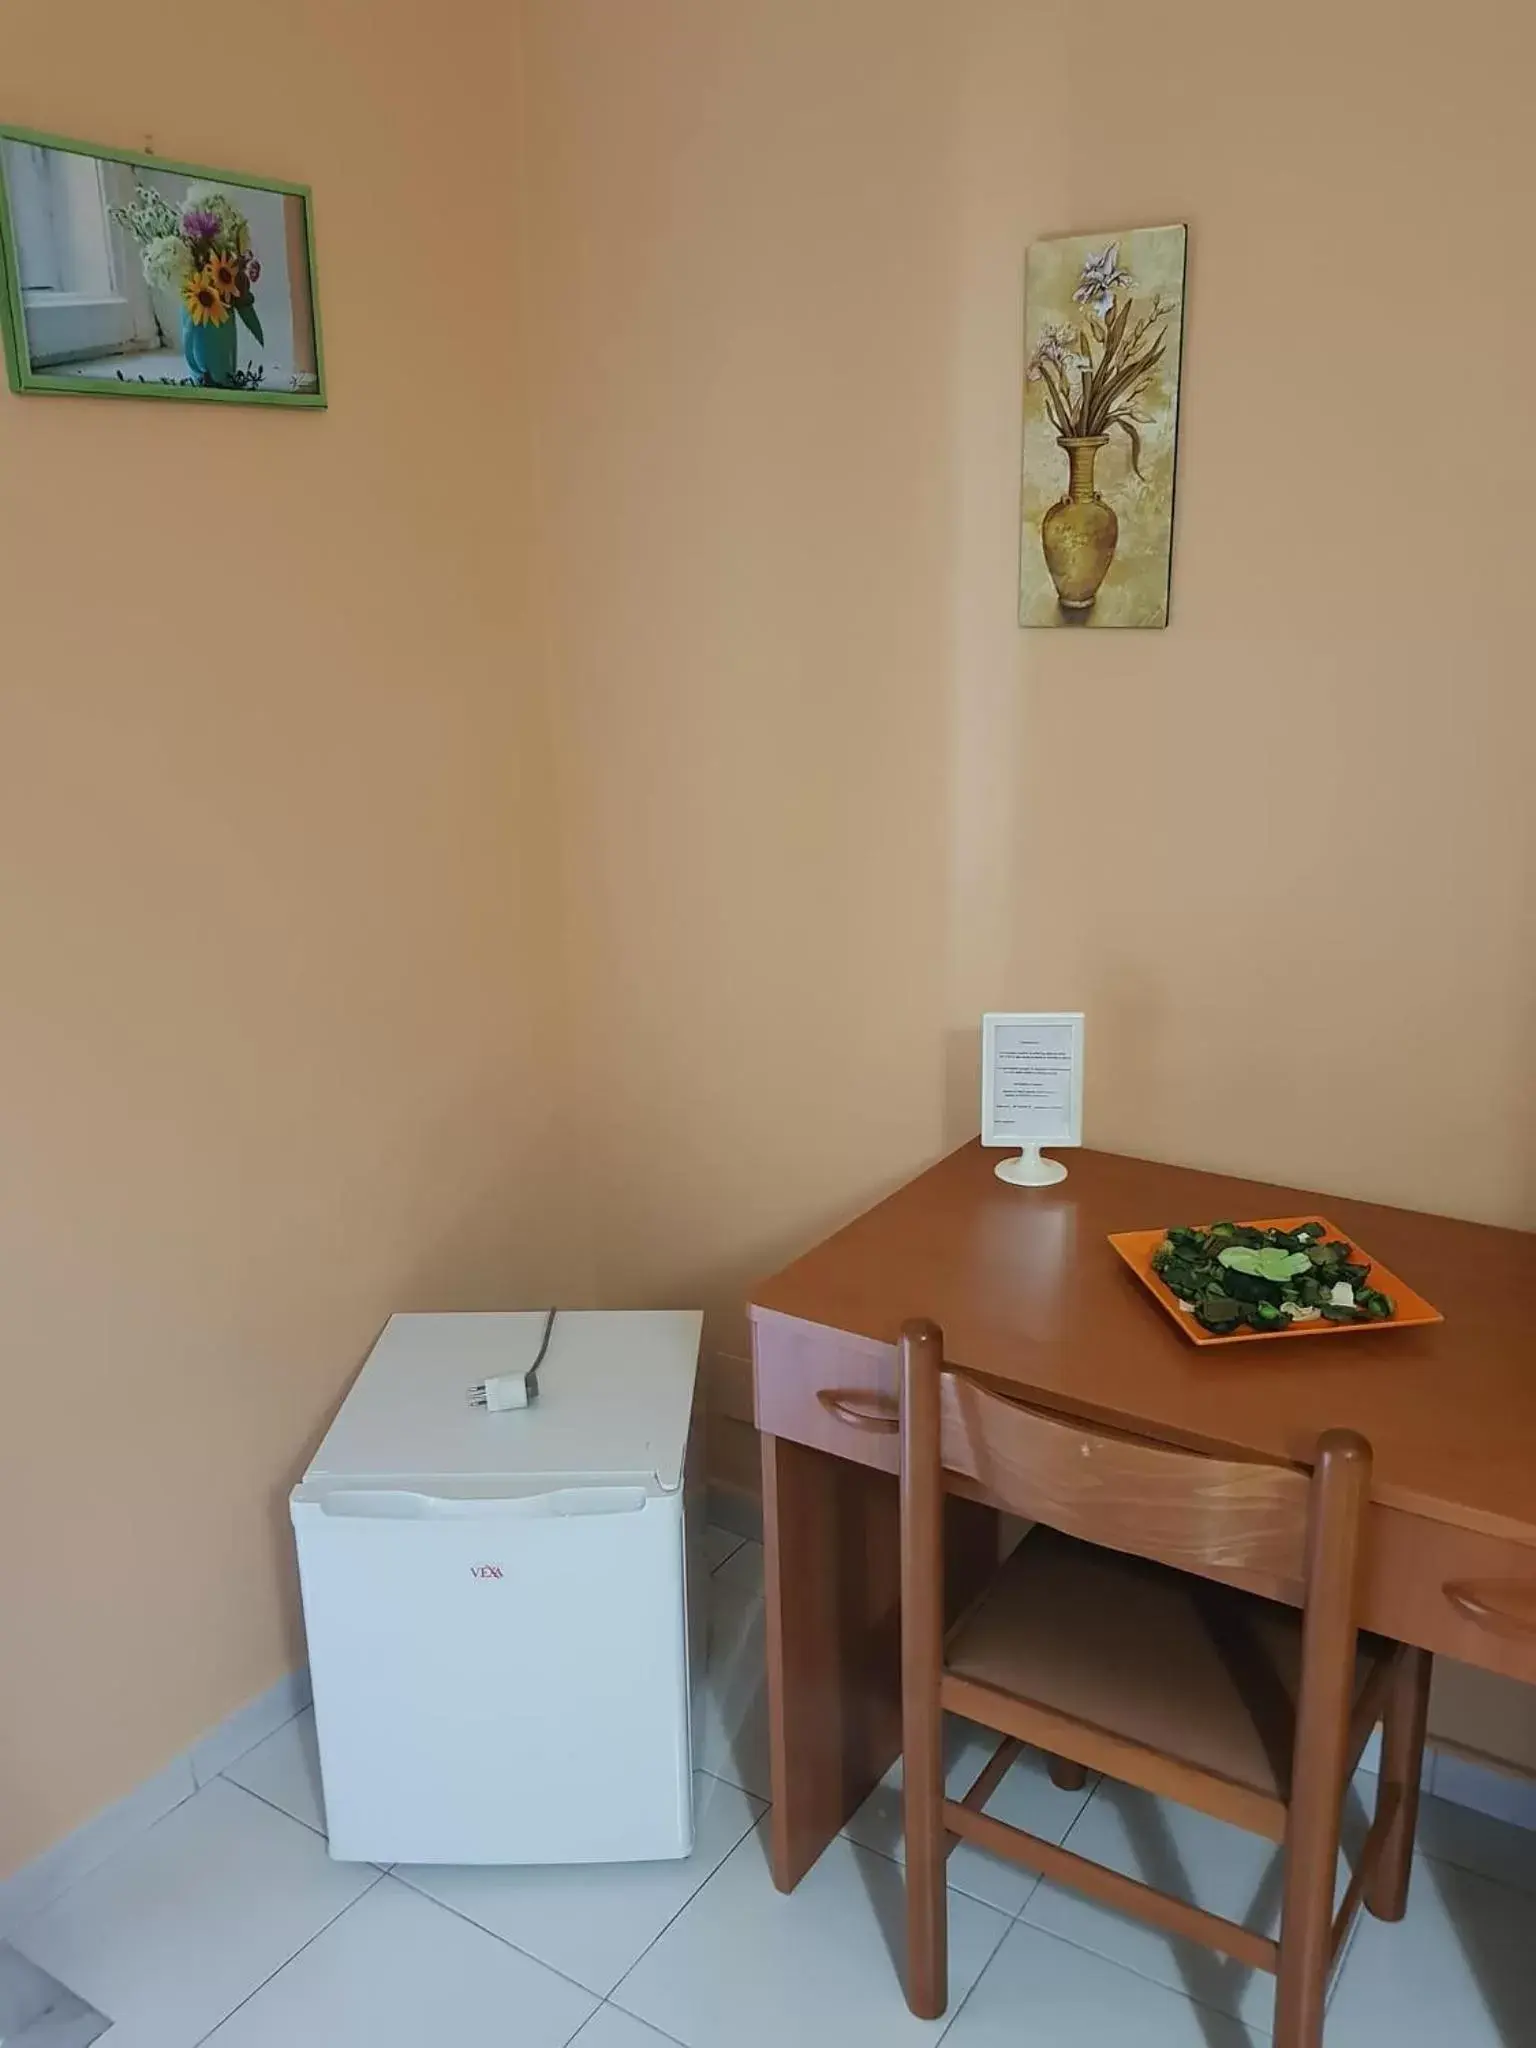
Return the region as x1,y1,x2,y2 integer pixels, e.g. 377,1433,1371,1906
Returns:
0,123,325,408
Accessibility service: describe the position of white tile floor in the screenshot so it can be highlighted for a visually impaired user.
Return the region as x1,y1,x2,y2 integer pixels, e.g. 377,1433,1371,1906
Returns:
11,1533,1536,2047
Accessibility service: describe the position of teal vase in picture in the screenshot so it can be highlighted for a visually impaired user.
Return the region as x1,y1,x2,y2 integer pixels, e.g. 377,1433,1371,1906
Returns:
180,308,239,387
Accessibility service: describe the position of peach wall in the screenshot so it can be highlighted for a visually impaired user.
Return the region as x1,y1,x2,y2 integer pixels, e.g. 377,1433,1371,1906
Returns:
518,0,1536,1761
0,1,583,1877
5,0,1532,1879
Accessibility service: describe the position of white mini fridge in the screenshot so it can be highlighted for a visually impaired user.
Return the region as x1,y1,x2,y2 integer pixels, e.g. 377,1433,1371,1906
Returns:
291,1309,704,1866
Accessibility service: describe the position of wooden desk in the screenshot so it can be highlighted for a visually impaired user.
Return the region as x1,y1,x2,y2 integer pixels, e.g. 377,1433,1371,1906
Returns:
750,1142,1536,1892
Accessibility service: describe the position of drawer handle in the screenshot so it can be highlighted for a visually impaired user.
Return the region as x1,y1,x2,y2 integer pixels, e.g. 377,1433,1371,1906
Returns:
817,1389,899,1435
1443,1579,1536,1641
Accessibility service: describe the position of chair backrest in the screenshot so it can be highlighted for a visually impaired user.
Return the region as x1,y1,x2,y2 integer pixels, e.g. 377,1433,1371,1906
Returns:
899,1319,1370,1601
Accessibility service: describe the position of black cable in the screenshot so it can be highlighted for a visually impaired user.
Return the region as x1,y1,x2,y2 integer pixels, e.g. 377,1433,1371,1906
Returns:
525,1305,557,1399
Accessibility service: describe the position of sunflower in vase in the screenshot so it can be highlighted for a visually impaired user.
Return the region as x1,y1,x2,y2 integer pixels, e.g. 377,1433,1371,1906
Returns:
112,181,264,386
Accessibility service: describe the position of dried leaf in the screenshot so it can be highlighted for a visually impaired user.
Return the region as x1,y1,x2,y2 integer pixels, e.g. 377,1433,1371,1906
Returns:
1110,410,1145,477
1036,357,1074,435
1096,296,1131,380
1085,339,1166,431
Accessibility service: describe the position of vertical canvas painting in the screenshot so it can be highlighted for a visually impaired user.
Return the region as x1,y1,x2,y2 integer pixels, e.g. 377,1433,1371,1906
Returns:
1019,223,1186,628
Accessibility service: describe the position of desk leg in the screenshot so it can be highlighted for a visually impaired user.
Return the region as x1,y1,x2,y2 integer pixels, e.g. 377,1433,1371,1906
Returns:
761,1431,995,1893
1365,1646,1433,1922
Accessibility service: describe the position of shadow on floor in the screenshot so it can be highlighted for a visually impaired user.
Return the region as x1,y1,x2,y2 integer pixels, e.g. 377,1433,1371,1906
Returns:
1435,1857,1536,2046
0,1943,110,2048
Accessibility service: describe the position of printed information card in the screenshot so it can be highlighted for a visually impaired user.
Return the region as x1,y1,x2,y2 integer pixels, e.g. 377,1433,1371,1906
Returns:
981,1012,1085,1150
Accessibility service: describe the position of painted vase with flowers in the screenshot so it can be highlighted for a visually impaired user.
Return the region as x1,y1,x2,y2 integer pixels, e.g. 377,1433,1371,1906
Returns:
1026,245,1174,613
111,182,263,388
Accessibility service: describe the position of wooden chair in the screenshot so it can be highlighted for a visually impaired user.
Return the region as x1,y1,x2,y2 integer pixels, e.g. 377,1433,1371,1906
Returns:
899,1320,1431,2048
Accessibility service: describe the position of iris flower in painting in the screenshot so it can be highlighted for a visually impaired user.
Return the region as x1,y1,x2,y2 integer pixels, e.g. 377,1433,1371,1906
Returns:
1026,321,1088,382
1030,258,1174,478
1072,243,1135,320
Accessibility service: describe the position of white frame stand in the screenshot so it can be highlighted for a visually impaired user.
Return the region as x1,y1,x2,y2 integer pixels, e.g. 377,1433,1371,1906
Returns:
982,1012,1085,1191
993,1142,1069,1188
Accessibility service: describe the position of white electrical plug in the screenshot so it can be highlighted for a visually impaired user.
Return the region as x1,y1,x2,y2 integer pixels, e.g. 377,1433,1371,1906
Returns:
469,1367,536,1412
466,1307,558,1414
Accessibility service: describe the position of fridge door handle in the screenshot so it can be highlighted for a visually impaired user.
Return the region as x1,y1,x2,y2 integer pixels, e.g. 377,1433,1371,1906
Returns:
308,1485,650,1521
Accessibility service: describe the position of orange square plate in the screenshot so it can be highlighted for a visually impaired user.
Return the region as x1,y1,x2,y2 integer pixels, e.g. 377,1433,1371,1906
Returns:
1108,1216,1444,1347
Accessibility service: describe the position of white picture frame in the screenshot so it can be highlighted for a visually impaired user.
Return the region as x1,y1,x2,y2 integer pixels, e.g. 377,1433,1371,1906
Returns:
981,1011,1085,1186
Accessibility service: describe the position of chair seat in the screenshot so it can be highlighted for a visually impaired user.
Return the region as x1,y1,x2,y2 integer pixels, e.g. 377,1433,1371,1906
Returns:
945,1527,1393,1802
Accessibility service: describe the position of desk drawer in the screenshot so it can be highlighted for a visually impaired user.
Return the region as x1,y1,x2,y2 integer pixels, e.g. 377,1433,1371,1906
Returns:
754,1312,900,1475
755,1311,1536,1687
753,1313,1079,1508
1364,1509,1536,1686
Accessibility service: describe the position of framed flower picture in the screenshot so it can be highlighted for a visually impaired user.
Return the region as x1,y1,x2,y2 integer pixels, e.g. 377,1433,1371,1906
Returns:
0,125,324,407
1019,223,1186,627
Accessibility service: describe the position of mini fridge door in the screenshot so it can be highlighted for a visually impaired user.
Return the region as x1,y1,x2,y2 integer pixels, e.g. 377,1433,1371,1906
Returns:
292,1479,692,1866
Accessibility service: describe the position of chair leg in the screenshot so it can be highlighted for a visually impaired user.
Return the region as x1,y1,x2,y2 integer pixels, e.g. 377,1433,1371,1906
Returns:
1275,1434,1371,2048
1047,1755,1088,1792
1274,1783,1341,2048
902,1713,948,2018
1365,1646,1432,1923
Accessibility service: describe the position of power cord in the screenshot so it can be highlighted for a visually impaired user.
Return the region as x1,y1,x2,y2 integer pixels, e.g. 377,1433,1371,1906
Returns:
468,1306,558,1411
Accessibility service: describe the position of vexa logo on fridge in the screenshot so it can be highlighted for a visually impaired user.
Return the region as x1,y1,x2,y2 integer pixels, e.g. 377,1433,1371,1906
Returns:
469,1563,505,1580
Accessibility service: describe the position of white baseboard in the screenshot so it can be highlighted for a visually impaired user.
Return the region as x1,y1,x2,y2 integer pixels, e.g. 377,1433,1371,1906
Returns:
0,1754,196,1939
705,1483,762,1546
0,1667,309,1937
190,1666,311,1788
4,1648,1532,1940
1353,1726,1536,1832
1432,1749,1536,1832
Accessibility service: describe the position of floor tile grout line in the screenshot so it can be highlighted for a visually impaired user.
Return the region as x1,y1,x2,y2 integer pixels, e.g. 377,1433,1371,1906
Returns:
691,1762,766,1802
1007,1911,1279,2039
211,1758,765,2018
1000,1776,1097,1925
706,1533,747,1575
1008,1870,1047,1923
1020,1784,1536,2001
187,1868,387,2047
202,1703,307,1789
1055,1771,1110,1852
998,1798,1439,2028
12,1770,224,1932
1412,1837,1536,1904
1326,1907,1365,2015
601,1803,770,2011
811,1769,1097,2039
595,1806,1022,2041
13,1713,316,1932
385,1782,764,2007
155,1586,1528,2044
383,1869,619,2003
930,1888,1022,2046
579,1999,690,2048
12,1771,369,1969
17,1771,322,1946
822,1766,1094,1923
828,1810,1050,1921
557,1997,612,2048
214,1774,329,1842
